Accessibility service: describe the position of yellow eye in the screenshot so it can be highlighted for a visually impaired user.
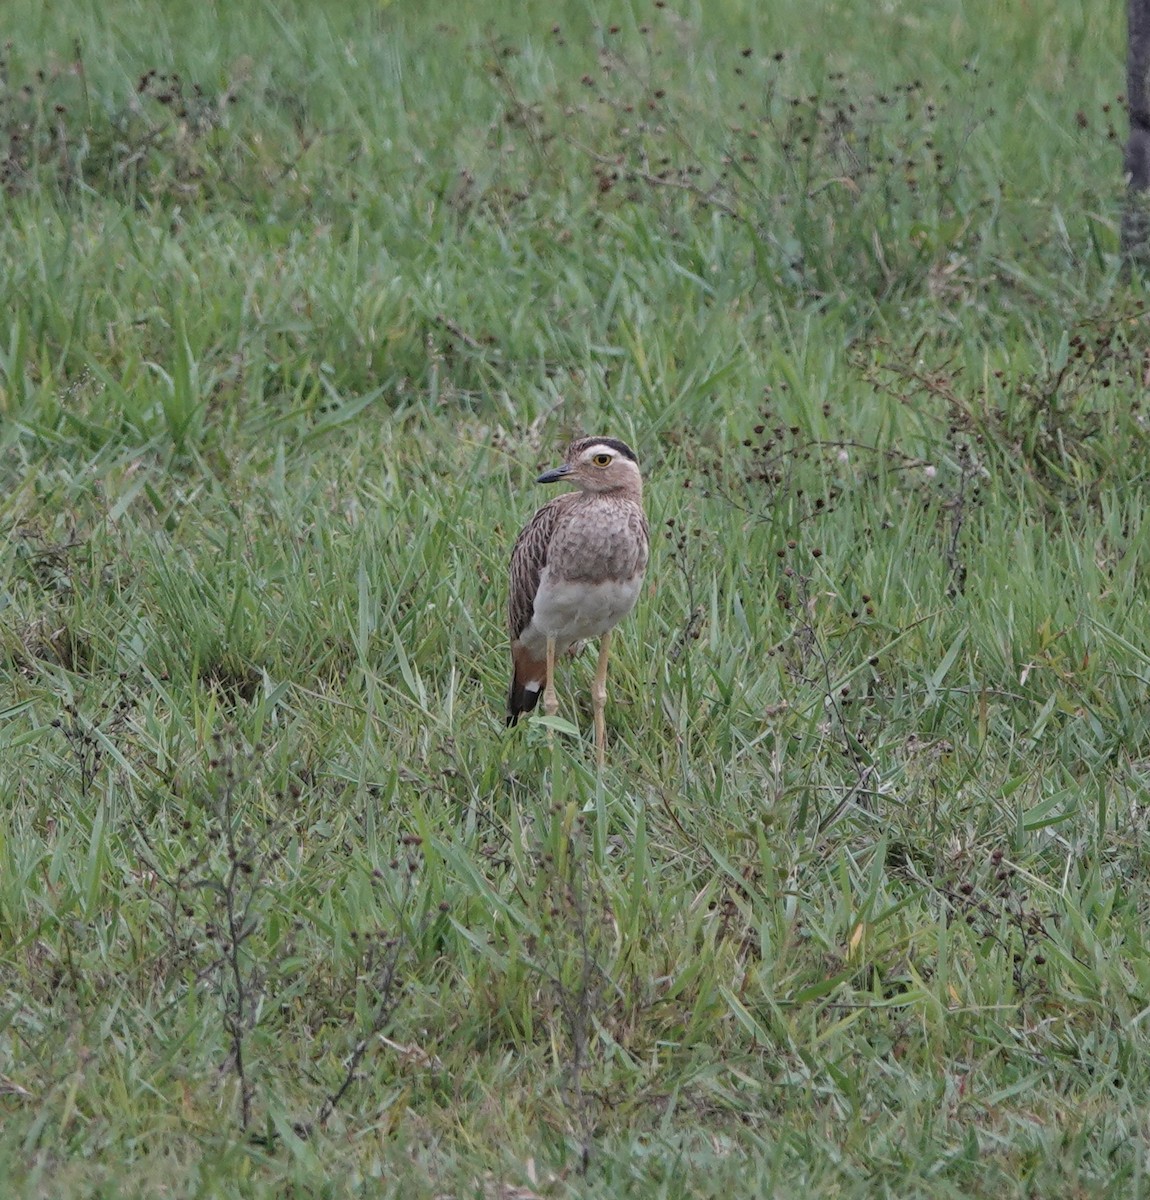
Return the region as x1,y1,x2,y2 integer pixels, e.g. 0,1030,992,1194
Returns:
592,453,612,467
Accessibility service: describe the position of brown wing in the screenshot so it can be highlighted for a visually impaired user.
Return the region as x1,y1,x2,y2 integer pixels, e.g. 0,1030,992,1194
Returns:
507,494,577,726
508,493,575,640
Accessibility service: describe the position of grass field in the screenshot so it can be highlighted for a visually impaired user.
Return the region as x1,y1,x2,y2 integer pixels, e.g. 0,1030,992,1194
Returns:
2,0,1149,1195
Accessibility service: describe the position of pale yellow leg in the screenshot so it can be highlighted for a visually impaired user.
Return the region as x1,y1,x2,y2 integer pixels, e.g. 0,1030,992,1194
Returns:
543,637,558,716
592,631,612,768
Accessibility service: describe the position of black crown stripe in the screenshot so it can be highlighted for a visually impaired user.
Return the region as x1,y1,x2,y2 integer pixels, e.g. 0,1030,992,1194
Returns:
571,436,638,463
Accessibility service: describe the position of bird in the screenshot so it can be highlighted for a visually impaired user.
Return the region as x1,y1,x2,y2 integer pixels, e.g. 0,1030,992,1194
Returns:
507,436,649,765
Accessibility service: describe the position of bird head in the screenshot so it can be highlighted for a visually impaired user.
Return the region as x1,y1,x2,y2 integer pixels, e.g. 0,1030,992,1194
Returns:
536,437,643,496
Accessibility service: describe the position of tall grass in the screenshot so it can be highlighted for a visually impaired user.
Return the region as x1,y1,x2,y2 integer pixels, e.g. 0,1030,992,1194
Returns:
1,0,1147,1196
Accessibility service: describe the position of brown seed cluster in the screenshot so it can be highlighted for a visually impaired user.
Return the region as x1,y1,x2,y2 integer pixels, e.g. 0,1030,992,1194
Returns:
1,42,244,199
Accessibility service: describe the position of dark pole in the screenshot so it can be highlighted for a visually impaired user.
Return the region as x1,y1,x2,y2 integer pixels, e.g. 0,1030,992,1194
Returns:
1123,0,1150,262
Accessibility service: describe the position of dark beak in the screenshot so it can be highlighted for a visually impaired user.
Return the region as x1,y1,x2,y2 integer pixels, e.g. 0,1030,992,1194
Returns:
536,463,571,484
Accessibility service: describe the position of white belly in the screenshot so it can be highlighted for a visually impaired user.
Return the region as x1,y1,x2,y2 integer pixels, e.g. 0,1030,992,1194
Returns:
521,570,643,656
